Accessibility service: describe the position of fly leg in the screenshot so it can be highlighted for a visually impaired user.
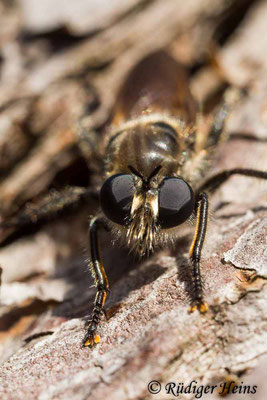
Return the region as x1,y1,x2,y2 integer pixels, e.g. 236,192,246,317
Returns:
189,168,267,313
198,168,267,194
206,88,242,149
77,118,104,176
82,216,109,347
188,192,209,313
0,186,98,243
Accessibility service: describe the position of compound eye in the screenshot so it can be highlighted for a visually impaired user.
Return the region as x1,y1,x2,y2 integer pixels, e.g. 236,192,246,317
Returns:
100,174,135,225
158,178,194,228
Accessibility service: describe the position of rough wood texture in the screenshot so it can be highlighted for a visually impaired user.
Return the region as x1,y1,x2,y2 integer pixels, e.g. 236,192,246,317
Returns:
0,1,266,399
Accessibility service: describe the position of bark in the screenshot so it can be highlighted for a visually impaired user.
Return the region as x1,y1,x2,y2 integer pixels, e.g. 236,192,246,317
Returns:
0,1,266,399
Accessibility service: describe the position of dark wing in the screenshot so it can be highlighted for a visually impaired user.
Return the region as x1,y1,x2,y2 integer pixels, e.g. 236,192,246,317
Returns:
112,50,197,125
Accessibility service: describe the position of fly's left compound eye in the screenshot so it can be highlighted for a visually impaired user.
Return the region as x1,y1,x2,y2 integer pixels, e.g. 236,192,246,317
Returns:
158,177,194,228
100,174,135,225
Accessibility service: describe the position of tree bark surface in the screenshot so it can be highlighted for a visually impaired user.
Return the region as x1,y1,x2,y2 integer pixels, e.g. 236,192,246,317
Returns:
0,1,266,399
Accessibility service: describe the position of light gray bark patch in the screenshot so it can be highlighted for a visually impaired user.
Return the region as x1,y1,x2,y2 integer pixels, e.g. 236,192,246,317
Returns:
223,218,267,277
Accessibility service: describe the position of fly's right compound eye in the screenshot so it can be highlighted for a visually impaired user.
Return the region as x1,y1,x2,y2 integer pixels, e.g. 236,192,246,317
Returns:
100,174,135,225
158,177,194,228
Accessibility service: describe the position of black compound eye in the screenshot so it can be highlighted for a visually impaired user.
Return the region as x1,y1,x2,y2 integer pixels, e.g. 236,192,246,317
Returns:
100,174,135,225
158,177,194,228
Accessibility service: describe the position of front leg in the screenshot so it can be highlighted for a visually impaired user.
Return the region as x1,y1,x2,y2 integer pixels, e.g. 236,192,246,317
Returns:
82,216,109,347
188,192,209,313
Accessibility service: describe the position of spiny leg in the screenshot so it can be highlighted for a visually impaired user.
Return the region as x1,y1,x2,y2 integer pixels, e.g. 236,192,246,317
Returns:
0,186,98,240
77,119,104,175
189,169,266,312
198,168,267,195
206,88,242,149
82,216,109,347
188,192,209,313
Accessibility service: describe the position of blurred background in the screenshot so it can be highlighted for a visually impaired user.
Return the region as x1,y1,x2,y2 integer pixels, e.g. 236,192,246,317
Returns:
0,1,267,399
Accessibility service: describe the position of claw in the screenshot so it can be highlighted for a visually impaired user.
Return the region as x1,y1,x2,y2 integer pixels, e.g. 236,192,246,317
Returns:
188,301,209,314
82,331,101,348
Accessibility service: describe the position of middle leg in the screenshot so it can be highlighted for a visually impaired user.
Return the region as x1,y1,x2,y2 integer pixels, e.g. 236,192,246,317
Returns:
198,168,267,195
0,186,98,236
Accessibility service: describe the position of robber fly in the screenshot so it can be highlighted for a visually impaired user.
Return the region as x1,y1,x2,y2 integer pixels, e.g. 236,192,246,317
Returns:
80,51,266,347
2,51,266,348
